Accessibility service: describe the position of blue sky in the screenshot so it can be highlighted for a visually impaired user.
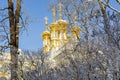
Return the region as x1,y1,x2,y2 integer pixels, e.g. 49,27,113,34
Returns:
19,0,52,51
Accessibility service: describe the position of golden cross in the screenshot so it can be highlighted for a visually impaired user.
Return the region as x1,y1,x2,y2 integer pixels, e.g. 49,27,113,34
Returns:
58,3,63,19
44,17,48,30
74,11,77,26
52,6,56,22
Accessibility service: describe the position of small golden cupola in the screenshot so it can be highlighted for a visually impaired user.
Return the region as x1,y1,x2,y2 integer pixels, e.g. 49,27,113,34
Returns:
57,3,69,46
42,17,51,53
71,12,81,42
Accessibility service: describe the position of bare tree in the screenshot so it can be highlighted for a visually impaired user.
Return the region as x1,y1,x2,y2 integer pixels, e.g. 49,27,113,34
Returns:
0,0,22,79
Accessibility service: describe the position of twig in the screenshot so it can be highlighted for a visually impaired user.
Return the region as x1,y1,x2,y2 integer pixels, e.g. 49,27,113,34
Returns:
102,1,120,14
0,17,9,23
0,7,9,11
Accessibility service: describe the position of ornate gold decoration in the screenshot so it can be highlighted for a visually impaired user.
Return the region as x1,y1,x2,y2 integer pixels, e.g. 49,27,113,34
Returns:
44,16,48,31
74,11,77,26
52,6,56,22
58,3,63,20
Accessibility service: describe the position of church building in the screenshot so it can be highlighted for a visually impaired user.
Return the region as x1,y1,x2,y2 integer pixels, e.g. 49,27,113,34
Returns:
42,3,81,61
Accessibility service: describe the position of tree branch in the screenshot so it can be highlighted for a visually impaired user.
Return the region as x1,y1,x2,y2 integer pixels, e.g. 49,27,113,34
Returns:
20,15,25,27
116,0,120,5
0,17,9,23
0,7,9,11
101,1,120,14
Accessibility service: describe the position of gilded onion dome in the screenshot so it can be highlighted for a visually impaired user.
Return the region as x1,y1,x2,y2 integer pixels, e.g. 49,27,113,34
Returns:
42,16,50,40
49,22,58,30
42,31,50,39
42,17,51,53
57,20,68,30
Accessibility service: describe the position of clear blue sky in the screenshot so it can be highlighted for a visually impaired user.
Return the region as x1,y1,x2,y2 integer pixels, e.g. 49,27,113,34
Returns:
0,0,120,51
19,0,52,51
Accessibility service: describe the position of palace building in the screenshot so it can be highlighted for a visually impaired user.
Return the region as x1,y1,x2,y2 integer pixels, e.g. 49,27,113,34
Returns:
42,3,81,60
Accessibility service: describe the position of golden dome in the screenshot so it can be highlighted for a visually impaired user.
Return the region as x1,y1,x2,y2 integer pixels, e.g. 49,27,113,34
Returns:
42,31,50,39
57,20,68,30
49,22,58,30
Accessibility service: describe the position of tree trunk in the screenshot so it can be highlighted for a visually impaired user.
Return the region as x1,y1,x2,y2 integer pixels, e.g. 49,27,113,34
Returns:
8,0,21,79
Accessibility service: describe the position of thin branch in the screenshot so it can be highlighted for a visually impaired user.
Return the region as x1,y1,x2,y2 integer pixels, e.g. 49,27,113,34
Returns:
0,7,9,11
102,1,120,14
0,17,9,23
0,45,9,54
2,24,10,44
105,0,110,5
20,15,25,27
